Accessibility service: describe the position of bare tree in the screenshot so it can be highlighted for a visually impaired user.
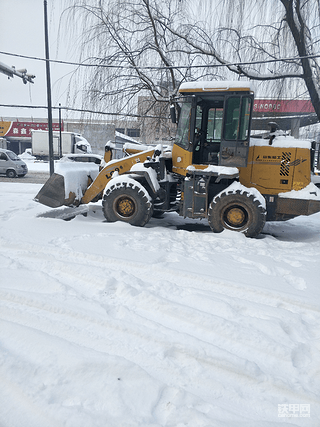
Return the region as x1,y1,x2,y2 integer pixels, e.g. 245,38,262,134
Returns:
166,0,320,119
62,2,205,109
61,0,320,125
61,1,225,116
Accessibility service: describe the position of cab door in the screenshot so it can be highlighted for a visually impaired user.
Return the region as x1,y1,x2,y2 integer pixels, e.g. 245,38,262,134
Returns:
172,98,195,175
192,101,224,166
219,95,253,167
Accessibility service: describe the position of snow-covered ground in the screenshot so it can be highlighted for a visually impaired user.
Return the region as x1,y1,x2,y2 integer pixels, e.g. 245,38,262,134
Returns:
1,177,320,426
17,153,51,174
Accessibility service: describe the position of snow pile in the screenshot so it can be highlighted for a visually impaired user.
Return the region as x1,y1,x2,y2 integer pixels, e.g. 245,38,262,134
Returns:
1,181,320,426
214,181,267,208
251,136,312,149
179,81,253,92
187,164,239,176
279,182,320,200
130,162,160,192
21,158,54,173
123,142,150,152
19,150,36,161
103,175,152,202
55,162,100,199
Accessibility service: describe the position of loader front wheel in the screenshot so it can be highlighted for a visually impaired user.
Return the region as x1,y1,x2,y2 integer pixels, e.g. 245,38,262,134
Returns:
208,190,266,238
102,180,152,226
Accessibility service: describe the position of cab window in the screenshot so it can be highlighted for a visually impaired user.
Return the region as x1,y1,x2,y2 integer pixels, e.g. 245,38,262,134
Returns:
239,97,252,140
224,96,252,141
224,97,240,140
175,102,192,149
207,107,223,141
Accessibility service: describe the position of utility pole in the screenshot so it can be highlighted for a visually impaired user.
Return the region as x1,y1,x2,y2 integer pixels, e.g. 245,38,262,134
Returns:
44,0,54,176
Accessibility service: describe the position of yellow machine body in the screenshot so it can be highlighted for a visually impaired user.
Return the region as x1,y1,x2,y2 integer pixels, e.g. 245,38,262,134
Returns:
239,145,311,194
81,148,155,204
171,144,193,176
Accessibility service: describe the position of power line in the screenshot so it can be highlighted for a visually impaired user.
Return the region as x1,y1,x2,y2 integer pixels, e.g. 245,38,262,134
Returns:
0,50,319,70
0,103,168,120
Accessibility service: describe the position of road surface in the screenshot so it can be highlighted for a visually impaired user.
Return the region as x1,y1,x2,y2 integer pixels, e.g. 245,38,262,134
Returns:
0,172,49,184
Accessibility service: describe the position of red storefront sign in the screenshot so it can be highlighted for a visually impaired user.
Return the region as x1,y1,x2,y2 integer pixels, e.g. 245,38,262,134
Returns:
0,121,63,138
253,99,315,114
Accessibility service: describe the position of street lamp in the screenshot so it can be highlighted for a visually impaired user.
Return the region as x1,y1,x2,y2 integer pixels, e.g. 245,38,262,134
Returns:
0,61,35,84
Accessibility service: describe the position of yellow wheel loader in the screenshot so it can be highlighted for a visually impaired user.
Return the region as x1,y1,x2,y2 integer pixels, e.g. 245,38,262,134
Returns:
35,81,320,237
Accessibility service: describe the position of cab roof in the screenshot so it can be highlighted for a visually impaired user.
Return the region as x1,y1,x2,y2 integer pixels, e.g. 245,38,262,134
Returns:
179,81,253,94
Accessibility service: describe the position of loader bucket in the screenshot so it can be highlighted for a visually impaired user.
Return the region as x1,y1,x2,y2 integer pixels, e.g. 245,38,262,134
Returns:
35,173,77,208
35,162,100,208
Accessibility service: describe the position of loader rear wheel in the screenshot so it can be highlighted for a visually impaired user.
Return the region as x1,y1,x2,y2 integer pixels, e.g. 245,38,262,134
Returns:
208,190,266,238
102,180,152,226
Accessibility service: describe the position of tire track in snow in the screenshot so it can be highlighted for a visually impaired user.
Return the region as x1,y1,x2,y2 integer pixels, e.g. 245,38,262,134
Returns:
1,238,320,409
1,236,320,316
1,288,319,408
1,234,320,364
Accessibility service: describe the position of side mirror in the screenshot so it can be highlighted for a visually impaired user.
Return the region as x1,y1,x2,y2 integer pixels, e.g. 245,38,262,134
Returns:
170,104,177,124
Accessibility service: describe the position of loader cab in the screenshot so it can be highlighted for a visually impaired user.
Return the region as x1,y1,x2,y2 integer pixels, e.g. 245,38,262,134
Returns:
172,81,254,175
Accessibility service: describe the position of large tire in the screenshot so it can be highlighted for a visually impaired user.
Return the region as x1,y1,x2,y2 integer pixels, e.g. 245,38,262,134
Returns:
102,180,152,226
152,209,165,218
208,190,266,238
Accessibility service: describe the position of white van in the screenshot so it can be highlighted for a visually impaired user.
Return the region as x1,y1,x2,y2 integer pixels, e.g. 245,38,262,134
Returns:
0,149,28,178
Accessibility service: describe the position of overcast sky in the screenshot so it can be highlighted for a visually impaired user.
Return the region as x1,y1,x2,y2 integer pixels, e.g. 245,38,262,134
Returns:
0,0,73,120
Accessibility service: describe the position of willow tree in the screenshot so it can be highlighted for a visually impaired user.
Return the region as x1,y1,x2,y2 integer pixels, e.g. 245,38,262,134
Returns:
171,0,320,120
61,0,320,128
61,1,213,119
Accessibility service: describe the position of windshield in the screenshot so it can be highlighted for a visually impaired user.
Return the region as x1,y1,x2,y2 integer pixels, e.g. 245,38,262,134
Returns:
7,151,20,161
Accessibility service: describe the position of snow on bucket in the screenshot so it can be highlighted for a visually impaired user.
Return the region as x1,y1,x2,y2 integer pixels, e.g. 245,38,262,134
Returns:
35,162,99,208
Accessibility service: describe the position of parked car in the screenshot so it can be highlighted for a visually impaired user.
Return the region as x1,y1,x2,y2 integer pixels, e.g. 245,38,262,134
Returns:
0,149,28,178
58,153,102,165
